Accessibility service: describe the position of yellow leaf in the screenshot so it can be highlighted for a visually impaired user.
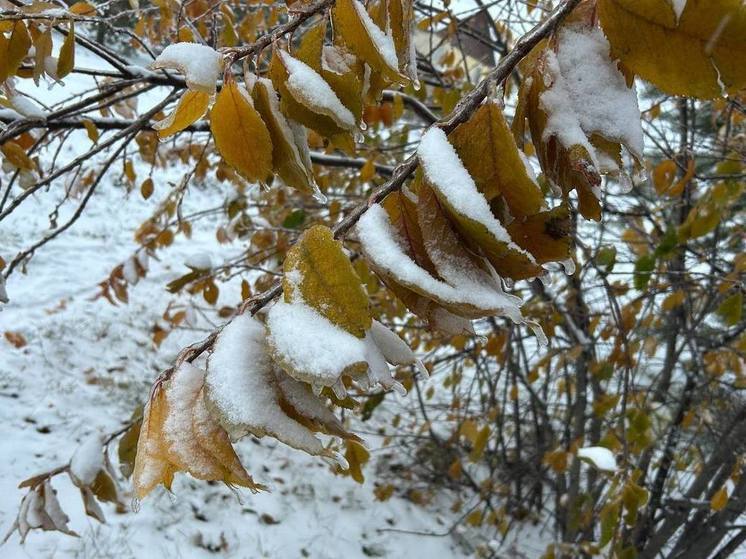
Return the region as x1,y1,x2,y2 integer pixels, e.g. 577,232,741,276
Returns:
140,177,154,199
283,225,371,337
210,78,273,183
332,0,405,84
506,205,572,264
0,21,32,82
69,1,97,15
295,18,326,71
250,77,320,197
57,21,75,79
32,27,52,83
1,141,35,171
81,118,99,143
711,486,728,511
653,159,677,195
469,425,490,462
154,90,210,138
132,384,174,498
360,158,375,182
598,0,746,99
344,439,370,483
661,290,685,311
449,102,544,217
387,0,417,80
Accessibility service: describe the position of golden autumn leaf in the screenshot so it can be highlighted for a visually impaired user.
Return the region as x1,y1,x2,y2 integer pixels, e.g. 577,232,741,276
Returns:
283,225,371,337
598,0,746,99
0,21,32,82
210,78,273,183
81,118,99,143
57,21,75,79
295,18,326,71
1,141,35,171
153,89,210,138
449,101,544,217
133,363,260,499
69,1,97,15
343,439,370,483
250,77,320,198
332,0,404,85
711,486,729,512
506,205,573,264
32,27,52,83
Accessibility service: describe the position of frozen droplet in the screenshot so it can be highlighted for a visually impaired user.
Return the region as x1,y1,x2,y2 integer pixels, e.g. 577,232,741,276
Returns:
561,257,576,276
331,451,349,470
354,131,365,143
359,121,367,131
415,360,429,379
131,498,141,513
390,381,407,397
527,321,548,347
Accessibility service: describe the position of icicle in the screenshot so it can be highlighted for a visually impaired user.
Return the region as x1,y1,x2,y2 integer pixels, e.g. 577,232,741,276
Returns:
354,130,365,143
331,451,349,470
331,379,347,400
359,121,368,131
415,360,429,379
526,320,548,347
561,257,576,276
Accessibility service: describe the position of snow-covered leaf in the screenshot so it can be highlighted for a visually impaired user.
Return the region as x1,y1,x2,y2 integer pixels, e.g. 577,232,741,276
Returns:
417,127,541,280
577,446,617,472
332,0,403,84
449,101,544,218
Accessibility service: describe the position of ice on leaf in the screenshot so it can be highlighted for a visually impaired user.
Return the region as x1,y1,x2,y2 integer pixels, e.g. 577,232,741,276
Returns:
69,434,105,487
275,49,355,131
283,225,371,337
206,313,338,460
151,42,224,94
417,128,541,280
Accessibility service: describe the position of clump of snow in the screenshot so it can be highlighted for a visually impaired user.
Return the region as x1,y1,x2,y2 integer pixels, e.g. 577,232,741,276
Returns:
370,320,427,378
417,128,534,260
279,50,356,130
10,95,47,119
266,300,368,387
151,43,223,93
185,253,212,270
577,446,617,472
274,370,344,428
356,204,524,322
68,434,104,486
541,26,643,163
363,333,406,395
205,313,327,456
350,0,399,71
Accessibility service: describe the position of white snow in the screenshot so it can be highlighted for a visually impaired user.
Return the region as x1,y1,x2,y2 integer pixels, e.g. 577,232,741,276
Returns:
10,95,47,119
577,446,617,472
266,300,368,386
68,434,104,487
541,26,643,162
356,204,524,321
279,50,356,130
417,128,534,261
205,313,327,456
670,0,687,22
151,42,223,93
185,252,212,270
351,0,399,71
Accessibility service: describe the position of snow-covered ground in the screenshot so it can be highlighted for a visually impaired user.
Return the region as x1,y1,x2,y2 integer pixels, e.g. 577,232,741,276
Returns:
0,173,486,558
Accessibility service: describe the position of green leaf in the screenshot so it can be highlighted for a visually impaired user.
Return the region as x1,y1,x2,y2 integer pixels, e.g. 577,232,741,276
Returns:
633,254,656,290
596,246,617,271
717,291,743,326
654,228,679,258
600,500,621,547
282,209,306,229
